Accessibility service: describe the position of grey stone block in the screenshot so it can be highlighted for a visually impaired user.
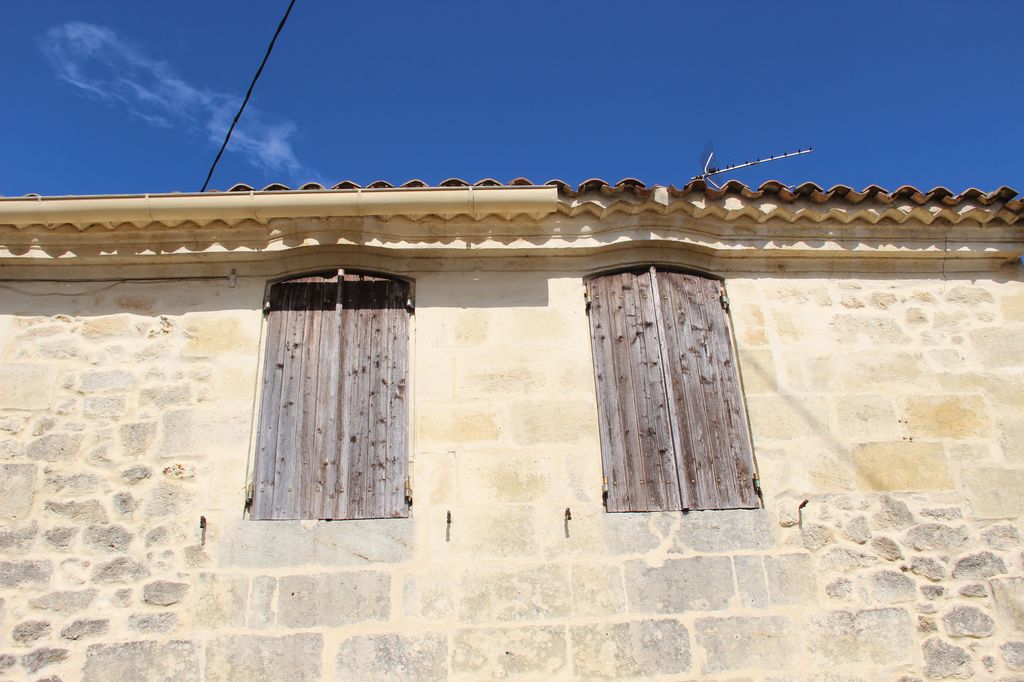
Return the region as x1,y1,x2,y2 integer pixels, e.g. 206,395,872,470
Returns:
625,556,734,612
922,637,972,679
91,556,148,583
219,518,414,567
43,526,78,550
806,608,914,666
1003,641,1024,672
959,583,987,598
44,500,107,523
205,634,321,682
904,524,970,552
403,572,454,622
843,516,871,544
456,564,570,623
765,554,817,606
27,434,82,462
942,605,995,638
982,524,1022,550
734,555,768,608
120,422,156,457
194,574,247,628
120,465,153,484
0,522,38,551
84,640,199,682
12,620,52,644
44,471,103,494
335,632,447,682
910,556,947,582
60,618,109,640
83,525,133,553
113,491,138,516
80,369,135,392
673,509,774,552
0,560,51,587
20,647,68,674
278,572,389,628
870,535,904,561
603,513,661,554
0,463,37,519
572,619,691,679
247,576,277,629
820,547,877,571
128,612,178,634
570,563,624,617
992,577,1024,631
696,615,799,674
873,495,914,530
869,569,917,604
30,589,98,614
143,580,189,606
801,523,835,551
143,482,193,518
951,551,1006,579
451,625,567,678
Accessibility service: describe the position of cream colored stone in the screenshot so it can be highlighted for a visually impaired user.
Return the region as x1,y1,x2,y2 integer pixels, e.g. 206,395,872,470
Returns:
830,314,910,344
969,328,1023,368
181,315,258,357
570,563,624,617
746,395,821,440
737,349,778,394
732,304,768,346
0,364,56,410
456,451,555,503
416,403,501,444
508,400,598,446
905,395,990,438
852,442,953,491
834,396,901,439
839,351,928,391
963,468,1024,518
1002,292,1024,321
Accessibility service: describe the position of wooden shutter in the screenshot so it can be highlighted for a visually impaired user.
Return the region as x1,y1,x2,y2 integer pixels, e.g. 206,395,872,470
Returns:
588,270,683,512
587,267,758,512
656,270,758,510
251,271,410,520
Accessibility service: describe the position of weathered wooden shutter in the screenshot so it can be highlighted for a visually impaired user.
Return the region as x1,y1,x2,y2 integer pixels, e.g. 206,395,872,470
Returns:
587,267,758,512
588,270,683,512
251,271,410,520
656,270,758,510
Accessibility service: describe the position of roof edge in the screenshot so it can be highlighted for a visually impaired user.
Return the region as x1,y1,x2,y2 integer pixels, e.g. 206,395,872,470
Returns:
0,185,559,226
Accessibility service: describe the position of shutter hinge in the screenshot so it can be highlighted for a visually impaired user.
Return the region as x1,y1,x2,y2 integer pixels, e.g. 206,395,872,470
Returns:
405,479,413,507
753,475,763,498
405,298,415,313
584,291,592,314
601,476,609,507
244,482,254,510
719,293,730,310
262,300,271,316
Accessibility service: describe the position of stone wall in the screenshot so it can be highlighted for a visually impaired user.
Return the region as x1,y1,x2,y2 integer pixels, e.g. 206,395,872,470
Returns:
0,267,1022,681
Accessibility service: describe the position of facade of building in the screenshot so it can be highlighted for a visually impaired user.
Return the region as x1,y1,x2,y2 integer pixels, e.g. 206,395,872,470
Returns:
0,179,1022,680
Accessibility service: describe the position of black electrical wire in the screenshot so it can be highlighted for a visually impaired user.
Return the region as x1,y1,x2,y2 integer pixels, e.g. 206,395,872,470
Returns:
200,0,298,192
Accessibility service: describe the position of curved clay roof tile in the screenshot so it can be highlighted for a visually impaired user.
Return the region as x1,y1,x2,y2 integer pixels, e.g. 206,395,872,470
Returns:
439,178,470,187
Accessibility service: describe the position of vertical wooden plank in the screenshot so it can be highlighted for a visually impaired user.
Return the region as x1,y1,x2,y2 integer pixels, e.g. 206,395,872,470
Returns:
309,271,343,519
658,270,758,510
384,278,411,518
701,277,759,508
366,276,389,519
587,271,680,512
340,273,372,519
250,283,289,519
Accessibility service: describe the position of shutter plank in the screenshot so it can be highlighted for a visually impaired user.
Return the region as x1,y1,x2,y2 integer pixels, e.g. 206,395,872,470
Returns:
659,271,758,510
587,276,636,512
309,271,343,519
701,277,759,508
587,271,680,512
382,278,410,517
366,277,389,519
340,273,373,519
250,283,289,519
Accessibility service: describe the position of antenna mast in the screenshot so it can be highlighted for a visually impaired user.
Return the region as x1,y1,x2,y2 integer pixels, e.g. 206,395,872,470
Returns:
695,147,814,189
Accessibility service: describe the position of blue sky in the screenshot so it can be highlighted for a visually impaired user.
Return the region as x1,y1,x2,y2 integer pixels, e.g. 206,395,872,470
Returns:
2,1,1022,196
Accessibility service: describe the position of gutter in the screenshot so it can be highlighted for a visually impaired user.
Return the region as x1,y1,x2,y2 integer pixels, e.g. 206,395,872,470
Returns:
0,185,559,227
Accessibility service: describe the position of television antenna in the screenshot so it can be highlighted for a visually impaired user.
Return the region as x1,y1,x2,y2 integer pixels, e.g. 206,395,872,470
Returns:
695,143,813,189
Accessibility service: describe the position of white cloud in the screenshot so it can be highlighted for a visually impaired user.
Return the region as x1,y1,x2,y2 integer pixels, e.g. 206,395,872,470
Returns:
40,21,310,181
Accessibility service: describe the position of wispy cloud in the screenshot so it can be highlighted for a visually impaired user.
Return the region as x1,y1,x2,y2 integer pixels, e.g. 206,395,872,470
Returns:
40,22,310,181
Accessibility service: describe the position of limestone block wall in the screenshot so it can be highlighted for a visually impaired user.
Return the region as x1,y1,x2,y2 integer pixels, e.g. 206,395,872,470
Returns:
0,266,1022,681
